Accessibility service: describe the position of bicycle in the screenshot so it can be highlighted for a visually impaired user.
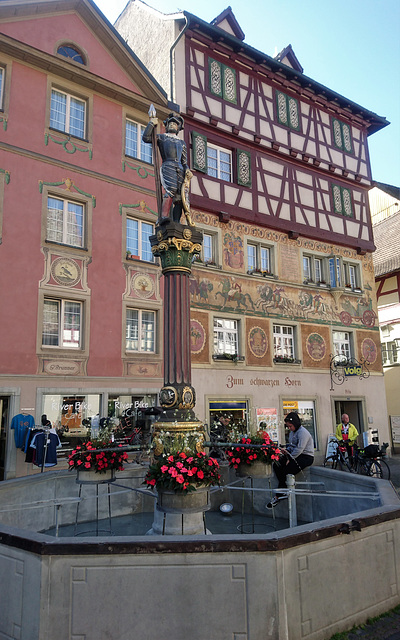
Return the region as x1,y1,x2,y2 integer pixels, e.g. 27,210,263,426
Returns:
323,437,353,472
352,443,391,480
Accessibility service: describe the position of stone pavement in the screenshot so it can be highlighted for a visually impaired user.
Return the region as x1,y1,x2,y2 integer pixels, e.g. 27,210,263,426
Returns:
329,453,400,640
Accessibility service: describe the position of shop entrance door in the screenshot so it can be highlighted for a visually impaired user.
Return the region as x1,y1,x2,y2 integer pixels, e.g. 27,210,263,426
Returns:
334,400,365,435
0,397,10,481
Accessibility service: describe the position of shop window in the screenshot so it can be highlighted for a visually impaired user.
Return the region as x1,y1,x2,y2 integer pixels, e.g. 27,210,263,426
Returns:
57,45,85,65
283,400,318,449
125,119,153,163
332,117,353,153
50,88,86,139
332,183,353,217
332,330,353,364
276,91,300,131
213,317,239,356
126,217,154,262
126,309,155,352
42,394,100,435
42,298,82,348
209,58,237,103
46,195,85,248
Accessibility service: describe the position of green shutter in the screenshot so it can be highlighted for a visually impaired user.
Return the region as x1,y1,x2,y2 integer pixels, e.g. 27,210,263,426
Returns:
341,123,353,153
222,65,237,104
192,132,208,173
341,187,353,217
209,58,222,97
237,149,251,187
332,118,343,149
276,91,288,126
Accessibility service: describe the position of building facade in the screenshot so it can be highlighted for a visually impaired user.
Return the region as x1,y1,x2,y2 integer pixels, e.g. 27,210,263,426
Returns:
0,0,174,479
116,2,390,460
370,182,400,447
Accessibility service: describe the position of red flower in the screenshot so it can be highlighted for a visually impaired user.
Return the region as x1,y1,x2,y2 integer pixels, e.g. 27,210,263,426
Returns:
179,452,187,459
176,474,185,484
147,478,156,486
197,470,204,480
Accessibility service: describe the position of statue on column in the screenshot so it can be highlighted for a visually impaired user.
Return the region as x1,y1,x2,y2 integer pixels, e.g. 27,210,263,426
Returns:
142,110,194,226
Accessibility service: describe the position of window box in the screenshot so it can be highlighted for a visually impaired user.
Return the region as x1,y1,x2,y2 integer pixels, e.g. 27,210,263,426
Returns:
212,353,244,363
304,278,315,285
317,281,328,288
353,287,362,294
126,252,140,260
273,356,301,364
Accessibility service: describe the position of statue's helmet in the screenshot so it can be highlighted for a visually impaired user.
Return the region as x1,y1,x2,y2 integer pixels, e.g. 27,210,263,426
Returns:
164,112,184,131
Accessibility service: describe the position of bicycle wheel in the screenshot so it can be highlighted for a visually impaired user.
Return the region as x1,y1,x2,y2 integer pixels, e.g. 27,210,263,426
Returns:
323,455,337,470
378,459,391,480
367,460,383,479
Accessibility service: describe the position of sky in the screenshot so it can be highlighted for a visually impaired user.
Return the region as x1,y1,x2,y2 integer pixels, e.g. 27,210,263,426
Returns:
95,0,400,187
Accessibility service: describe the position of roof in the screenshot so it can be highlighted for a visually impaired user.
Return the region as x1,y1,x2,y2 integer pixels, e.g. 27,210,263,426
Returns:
373,210,400,277
275,44,304,74
210,7,245,41
373,181,400,201
183,10,389,135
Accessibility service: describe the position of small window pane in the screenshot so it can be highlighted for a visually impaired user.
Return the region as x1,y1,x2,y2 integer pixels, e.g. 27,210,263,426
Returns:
43,300,60,346
63,302,81,348
303,256,311,279
66,202,84,247
140,125,153,163
315,259,322,282
141,311,155,352
126,120,138,158
126,309,139,351
204,234,213,262
248,245,257,270
127,219,139,256
69,97,85,138
50,90,67,131
0,67,4,109
47,197,64,243
261,247,270,272
141,222,154,262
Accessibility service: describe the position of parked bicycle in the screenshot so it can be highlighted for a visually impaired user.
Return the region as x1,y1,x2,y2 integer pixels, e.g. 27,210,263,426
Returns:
352,443,391,480
323,437,391,480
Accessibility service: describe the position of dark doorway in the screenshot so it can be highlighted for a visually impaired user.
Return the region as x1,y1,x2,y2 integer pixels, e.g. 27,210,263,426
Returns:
334,400,365,434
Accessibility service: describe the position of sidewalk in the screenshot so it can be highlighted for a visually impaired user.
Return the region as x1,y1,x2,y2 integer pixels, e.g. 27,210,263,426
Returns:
329,454,400,640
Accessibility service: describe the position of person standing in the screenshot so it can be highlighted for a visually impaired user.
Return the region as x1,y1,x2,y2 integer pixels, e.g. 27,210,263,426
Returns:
335,413,359,461
267,412,314,508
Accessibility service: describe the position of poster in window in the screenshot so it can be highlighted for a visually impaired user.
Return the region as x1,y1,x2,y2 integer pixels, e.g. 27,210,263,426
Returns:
255,408,278,443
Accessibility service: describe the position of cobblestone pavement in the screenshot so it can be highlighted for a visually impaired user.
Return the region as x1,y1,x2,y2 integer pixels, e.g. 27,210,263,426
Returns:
330,454,400,640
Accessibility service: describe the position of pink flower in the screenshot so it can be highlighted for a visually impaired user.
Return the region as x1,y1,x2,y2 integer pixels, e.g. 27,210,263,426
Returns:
161,465,169,473
176,474,185,484
168,455,174,462
176,461,184,469
187,457,194,463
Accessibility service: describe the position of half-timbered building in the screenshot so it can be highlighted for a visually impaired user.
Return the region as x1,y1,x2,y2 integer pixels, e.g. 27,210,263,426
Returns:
116,2,390,458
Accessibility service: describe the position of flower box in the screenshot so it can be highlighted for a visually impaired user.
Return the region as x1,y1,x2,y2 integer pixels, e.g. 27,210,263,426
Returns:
156,487,210,513
273,356,301,364
237,461,272,478
76,468,116,484
212,353,245,362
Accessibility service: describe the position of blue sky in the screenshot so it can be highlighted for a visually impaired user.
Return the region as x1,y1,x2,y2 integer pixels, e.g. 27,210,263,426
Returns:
96,0,400,187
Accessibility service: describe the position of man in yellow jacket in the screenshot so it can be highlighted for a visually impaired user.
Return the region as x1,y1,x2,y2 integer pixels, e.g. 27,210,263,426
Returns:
336,413,359,462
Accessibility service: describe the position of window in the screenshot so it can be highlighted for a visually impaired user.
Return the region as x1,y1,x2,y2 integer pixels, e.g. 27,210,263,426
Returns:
125,119,153,163
126,218,154,261
42,299,82,348
207,144,232,182
126,309,155,352
332,118,352,153
332,330,352,363
50,88,86,139
276,91,300,130
303,255,323,283
46,196,84,247
192,133,251,186
0,66,4,110
57,45,85,65
328,256,342,288
247,242,272,273
209,58,237,103
343,262,360,289
273,324,295,359
382,341,399,365
332,184,353,217
214,318,238,355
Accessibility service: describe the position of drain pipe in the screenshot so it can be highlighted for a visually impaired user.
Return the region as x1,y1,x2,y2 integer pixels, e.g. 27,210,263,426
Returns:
169,14,189,104
286,474,297,528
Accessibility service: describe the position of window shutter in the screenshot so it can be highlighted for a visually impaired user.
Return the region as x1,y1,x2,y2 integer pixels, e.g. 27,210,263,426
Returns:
332,184,343,214
342,187,353,217
237,149,251,187
288,97,299,130
223,66,237,104
192,132,208,173
277,91,288,126
332,118,343,149
209,58,222,97
341,123,352,153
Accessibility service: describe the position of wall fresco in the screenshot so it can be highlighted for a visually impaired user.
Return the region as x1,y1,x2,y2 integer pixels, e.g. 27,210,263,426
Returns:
301,325,331,369
246,317,271,366
356,331,382,372
190,311,209,364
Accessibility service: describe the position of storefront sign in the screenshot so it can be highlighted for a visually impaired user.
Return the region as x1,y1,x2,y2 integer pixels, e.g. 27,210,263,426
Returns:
43,360,81,375
284,377,301,387
344,365,362,377
226,375,244,388
249,377,280,387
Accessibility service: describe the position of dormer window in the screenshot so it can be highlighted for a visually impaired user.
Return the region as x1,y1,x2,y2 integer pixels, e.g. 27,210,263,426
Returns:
57,45,85,65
